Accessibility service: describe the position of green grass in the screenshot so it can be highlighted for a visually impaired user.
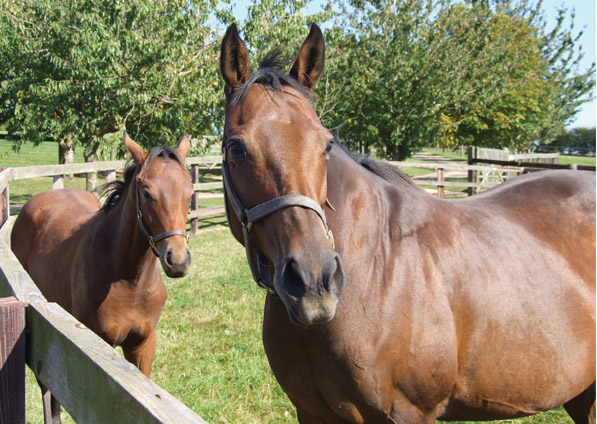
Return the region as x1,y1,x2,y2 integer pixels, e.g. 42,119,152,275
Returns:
558,155,596,167
0,140,85,167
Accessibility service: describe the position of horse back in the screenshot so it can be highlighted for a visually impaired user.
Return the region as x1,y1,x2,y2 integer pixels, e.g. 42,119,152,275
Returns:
11,189,101,307
466,170,595,276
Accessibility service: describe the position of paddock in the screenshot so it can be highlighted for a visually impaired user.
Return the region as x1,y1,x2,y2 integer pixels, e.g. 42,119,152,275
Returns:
1,156,587,423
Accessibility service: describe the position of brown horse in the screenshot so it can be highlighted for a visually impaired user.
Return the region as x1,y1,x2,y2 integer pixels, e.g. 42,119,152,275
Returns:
11,133,193,424
220,24,596,423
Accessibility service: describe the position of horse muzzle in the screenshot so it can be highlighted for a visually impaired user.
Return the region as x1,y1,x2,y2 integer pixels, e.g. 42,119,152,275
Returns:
275,249,345,326
158,237,191,278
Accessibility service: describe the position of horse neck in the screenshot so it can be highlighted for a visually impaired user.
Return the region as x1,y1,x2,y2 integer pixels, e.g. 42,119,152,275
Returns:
100,181,159,283
326,149,431,275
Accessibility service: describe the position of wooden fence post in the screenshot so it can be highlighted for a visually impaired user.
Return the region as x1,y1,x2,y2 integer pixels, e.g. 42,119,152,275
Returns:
52,175,64,190
0,297,26,424
467,146,476,197
437,167,445,199
190,165,199,236
0,168,8,225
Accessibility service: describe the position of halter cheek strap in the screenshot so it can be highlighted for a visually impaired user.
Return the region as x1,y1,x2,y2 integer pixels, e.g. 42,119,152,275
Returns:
136,181,191,257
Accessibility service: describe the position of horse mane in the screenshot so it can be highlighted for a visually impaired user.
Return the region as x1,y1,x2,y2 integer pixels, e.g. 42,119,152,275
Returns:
230,50,312,110
332,138,421,191
101,146,184,212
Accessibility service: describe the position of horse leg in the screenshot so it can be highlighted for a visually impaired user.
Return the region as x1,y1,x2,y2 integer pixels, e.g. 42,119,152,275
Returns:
564,382,596,424
122,330,157,377
38,379,62,424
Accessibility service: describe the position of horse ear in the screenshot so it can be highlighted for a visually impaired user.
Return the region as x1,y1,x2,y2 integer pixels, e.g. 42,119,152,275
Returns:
220,23,250,92
176,134,191,158
124,131,148,165
289,24,325,89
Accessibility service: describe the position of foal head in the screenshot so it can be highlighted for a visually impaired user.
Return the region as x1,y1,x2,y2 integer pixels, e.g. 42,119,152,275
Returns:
124,133,193,277
220,24,345,326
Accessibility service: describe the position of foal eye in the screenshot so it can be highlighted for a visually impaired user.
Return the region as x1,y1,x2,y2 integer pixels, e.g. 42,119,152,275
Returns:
142,189,153,201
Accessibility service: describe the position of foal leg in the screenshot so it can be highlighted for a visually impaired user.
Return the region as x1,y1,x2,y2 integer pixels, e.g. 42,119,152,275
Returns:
38,379,61,424
564,382,596,424
122,330,157,377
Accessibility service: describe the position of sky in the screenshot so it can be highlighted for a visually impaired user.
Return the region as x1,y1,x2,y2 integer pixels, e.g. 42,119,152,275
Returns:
541,0,595,129
230,0,596,129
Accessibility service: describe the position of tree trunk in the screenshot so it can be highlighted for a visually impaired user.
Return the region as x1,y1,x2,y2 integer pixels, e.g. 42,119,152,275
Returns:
59,135,75,179
84,139,101,195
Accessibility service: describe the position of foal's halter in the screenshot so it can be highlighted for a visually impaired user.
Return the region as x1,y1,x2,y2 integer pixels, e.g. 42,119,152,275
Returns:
221,139,334,296
136,180,191,257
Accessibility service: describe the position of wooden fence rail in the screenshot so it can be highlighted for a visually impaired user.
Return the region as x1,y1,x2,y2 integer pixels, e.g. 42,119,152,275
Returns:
3,156,224,236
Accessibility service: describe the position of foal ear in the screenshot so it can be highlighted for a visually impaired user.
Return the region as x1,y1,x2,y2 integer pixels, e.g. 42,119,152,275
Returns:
176,134,191,158
220,23,250,91
124,131,148,165
289,24,325,89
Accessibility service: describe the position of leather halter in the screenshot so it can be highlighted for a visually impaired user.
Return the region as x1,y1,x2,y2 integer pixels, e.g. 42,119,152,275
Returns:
135,180,190,257
221,141,334,296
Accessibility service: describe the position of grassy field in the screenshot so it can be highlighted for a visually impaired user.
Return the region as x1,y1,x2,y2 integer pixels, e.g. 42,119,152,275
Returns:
4,140,577,423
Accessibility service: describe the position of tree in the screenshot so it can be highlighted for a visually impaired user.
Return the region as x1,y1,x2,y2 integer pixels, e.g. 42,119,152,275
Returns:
0,0,223,191
551,127,596,152
315,0,595,160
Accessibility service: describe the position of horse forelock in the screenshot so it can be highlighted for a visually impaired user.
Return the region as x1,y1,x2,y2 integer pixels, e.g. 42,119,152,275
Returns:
101,146,185,212
138,146,184,179
229,50,311,110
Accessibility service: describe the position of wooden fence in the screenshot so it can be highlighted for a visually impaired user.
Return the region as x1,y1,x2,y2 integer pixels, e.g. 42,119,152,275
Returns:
3,156,224,235
392,161,525,198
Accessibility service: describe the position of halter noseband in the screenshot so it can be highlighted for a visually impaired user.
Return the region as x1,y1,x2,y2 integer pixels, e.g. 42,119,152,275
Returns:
136,180,191,257
221,139,334,296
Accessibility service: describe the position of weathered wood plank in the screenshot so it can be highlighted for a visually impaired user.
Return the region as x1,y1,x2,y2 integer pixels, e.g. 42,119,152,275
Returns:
0,297,25,424
26,301,208,424
188,207,226,219
186,156,221,166
193,182,222,191
0,169,14,193
12,160,127,180
412,180,501,188
0,238,46,303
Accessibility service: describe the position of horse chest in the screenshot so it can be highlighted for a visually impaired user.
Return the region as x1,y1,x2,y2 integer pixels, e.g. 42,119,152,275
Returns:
264,293,458,422
89,278,166,345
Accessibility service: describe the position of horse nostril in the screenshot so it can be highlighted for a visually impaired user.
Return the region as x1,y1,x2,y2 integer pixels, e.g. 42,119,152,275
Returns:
282,258,307,298
165,250,173,268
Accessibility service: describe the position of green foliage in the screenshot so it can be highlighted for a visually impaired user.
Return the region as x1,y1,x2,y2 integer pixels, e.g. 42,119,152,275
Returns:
315,0,595,160
551,127,596,150
0,0,222,161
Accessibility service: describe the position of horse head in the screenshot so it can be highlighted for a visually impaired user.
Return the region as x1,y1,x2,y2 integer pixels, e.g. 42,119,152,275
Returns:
125,132,193,278
220,23,345,326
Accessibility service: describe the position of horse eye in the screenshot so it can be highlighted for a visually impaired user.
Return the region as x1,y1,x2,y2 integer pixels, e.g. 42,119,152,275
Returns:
325,140,334,154
227,139,246,160
142,189,153,201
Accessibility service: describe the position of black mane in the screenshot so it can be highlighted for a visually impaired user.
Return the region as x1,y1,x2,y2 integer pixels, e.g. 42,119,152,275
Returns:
333,137,420,189
230,50,311,110
101,146,183,212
